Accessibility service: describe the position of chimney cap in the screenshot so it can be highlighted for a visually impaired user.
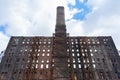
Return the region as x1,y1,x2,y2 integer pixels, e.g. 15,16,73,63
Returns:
57,6,64,9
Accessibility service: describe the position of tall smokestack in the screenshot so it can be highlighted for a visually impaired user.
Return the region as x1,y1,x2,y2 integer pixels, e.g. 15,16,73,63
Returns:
52,6,69,80
56,6,65,25
55,6,66,34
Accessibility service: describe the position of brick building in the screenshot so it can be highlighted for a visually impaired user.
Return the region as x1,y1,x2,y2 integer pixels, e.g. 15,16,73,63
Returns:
0,6,120,80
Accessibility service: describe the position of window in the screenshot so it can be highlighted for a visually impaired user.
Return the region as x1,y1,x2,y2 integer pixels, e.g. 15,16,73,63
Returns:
46,64,49,68
72,49,74,52
92,59,95,63
73,58,75,63
36,60,38,63
48,42,51,44
85,49,87,52
78,64,81,68
46,60,49,63
36,64,38,68
47,53,49,56
76,49,79,52
47,49,50,52
90,49,92,52
38,49,40,52
37,53,39,56
77,53,80,56
42,53,45,56
41,60,44,63
78,59,80,63
84,64,86,68
41,64,43,68
43,49,45,52
73,64,76,68
91,53,93,56
72,53,75,56
93,64,96,68
94,49,97,52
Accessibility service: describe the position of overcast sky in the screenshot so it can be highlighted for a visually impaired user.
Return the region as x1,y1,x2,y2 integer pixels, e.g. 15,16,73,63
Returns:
0,0,120,55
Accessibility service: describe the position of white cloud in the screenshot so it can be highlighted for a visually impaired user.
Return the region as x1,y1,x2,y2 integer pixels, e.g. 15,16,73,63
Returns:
66,19,83,36
0,32,9,53
0,0,76,52
0,0,68,36
84,0,120,49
